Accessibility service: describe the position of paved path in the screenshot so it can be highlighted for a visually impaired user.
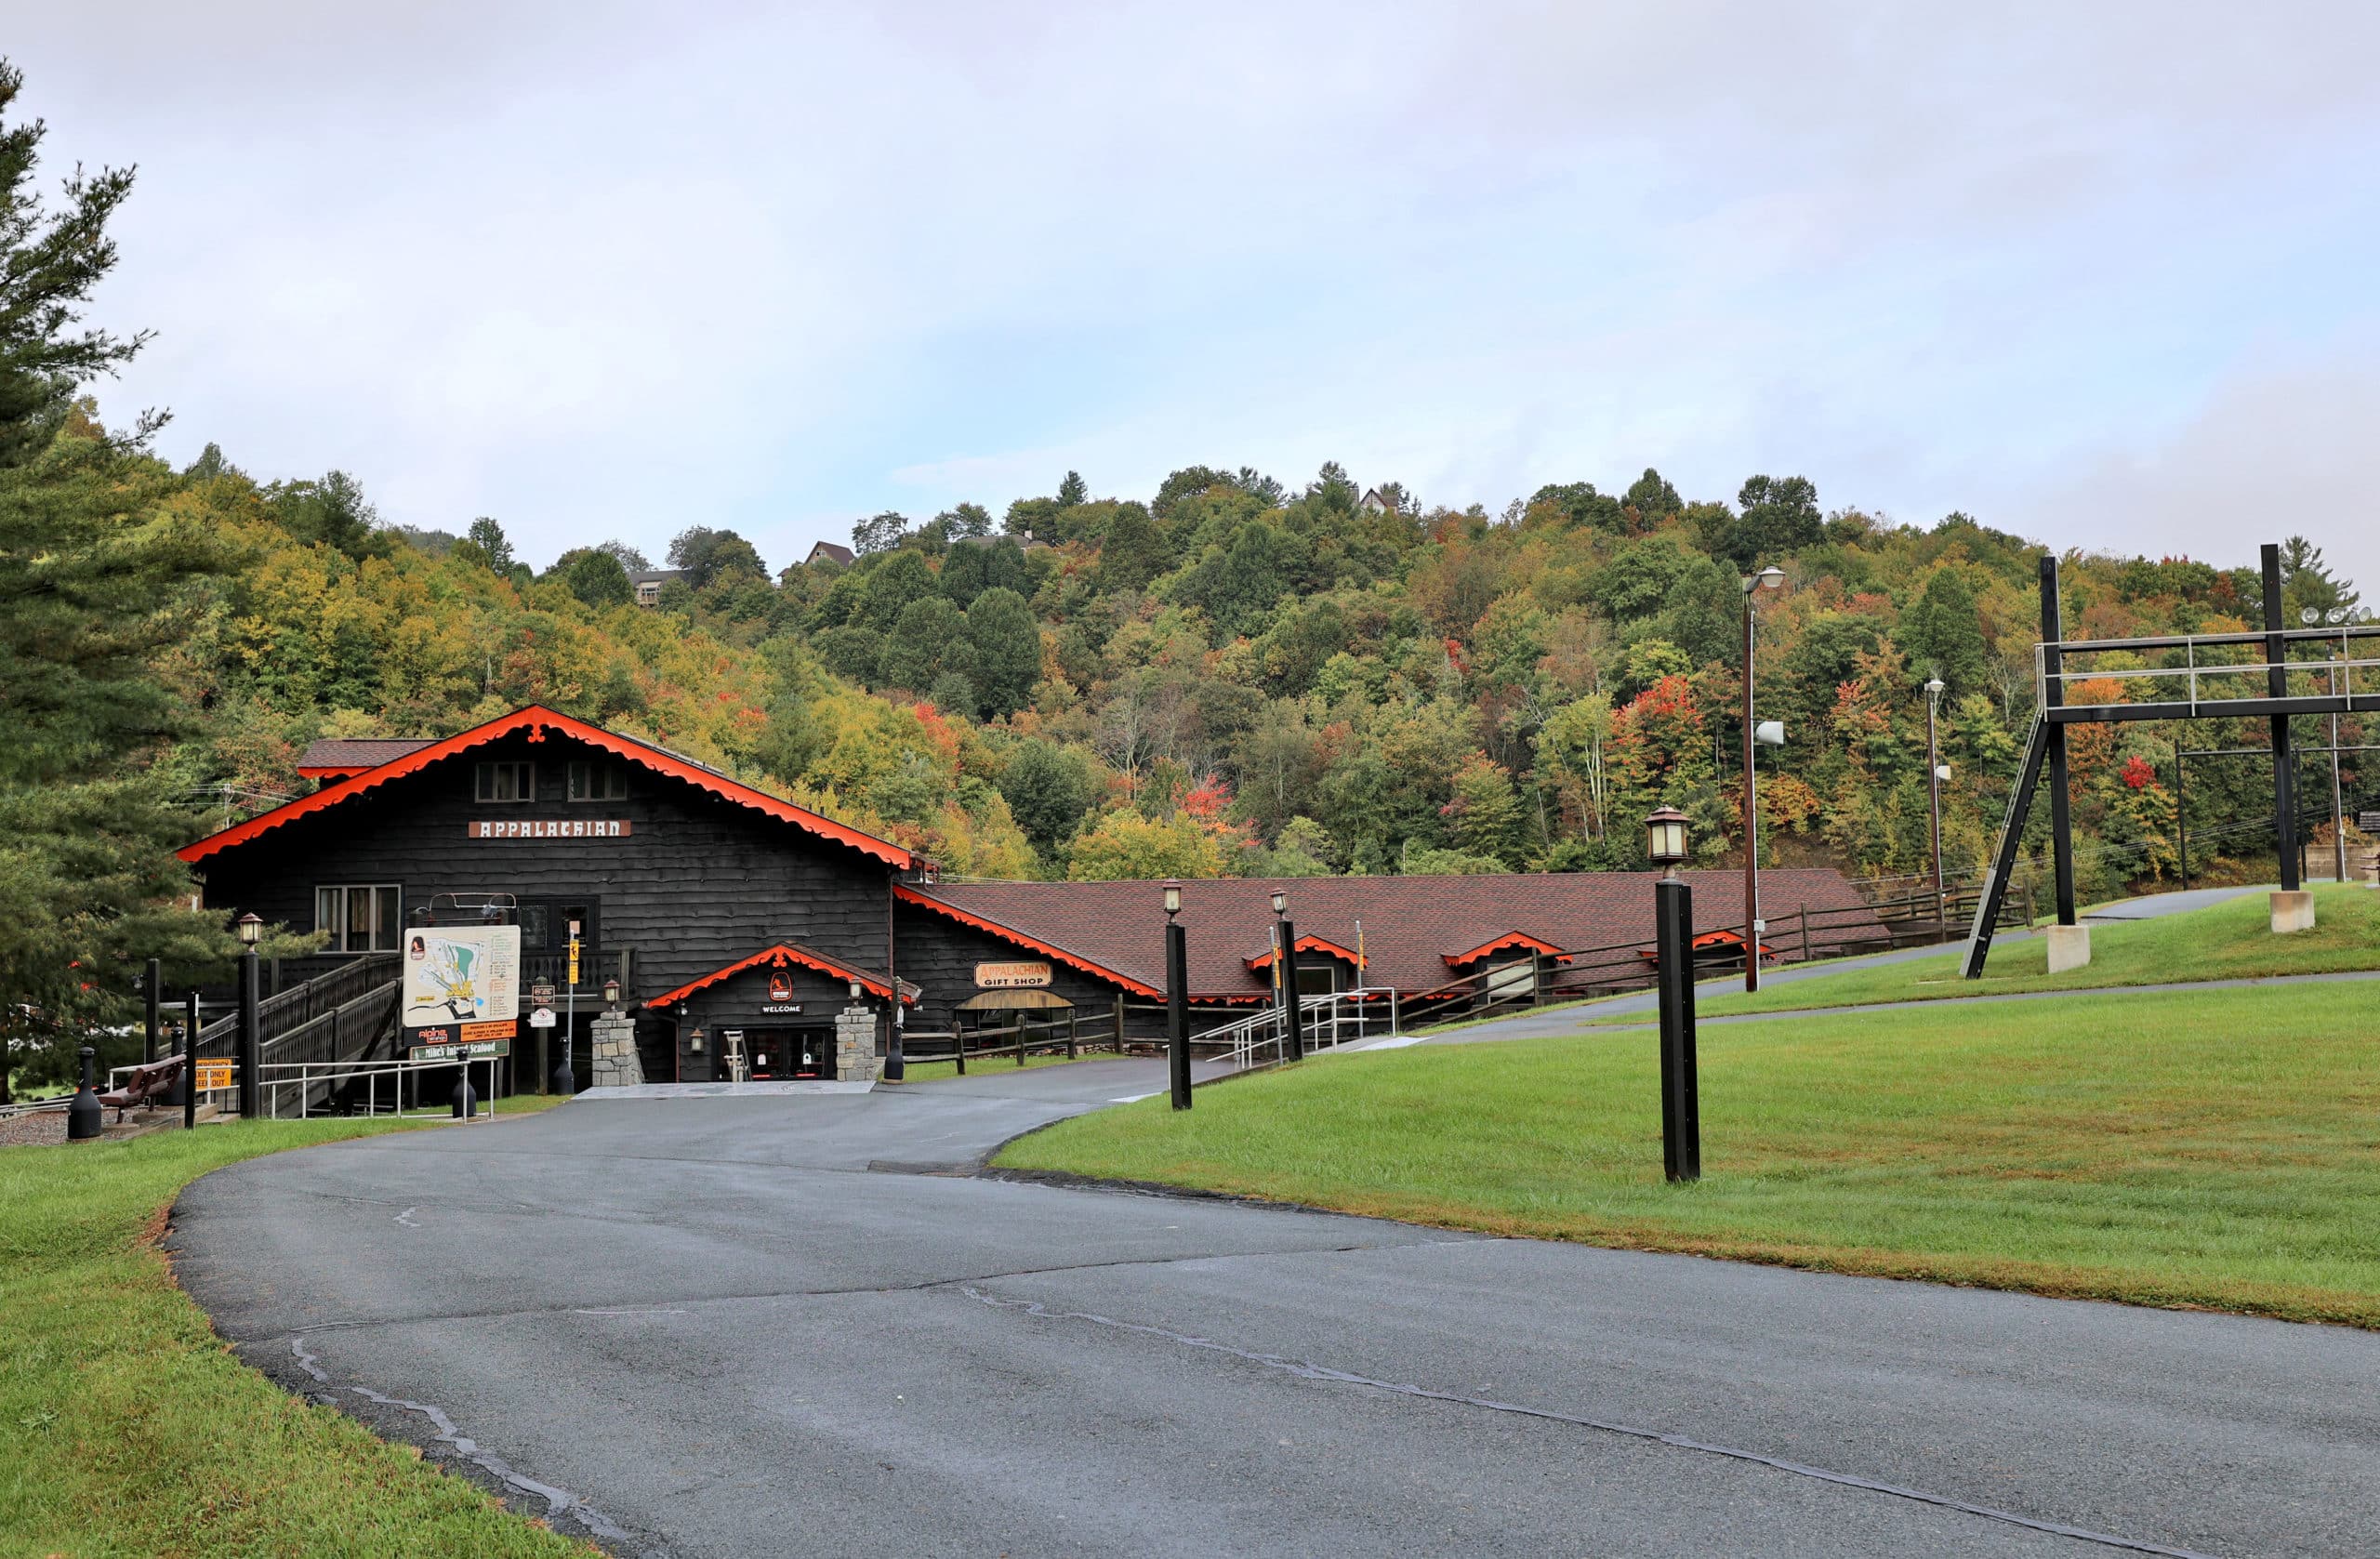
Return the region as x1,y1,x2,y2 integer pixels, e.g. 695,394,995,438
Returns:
174,1057,2380,1558
1414,882,2281,1045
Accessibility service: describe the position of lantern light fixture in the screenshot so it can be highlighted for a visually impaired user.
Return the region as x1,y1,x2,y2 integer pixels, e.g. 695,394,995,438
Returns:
1743,565,1786,595
602,977,621,1009
1925,677,1946,698
1645,806,1689,879
1270,889,1288,917
235,912,263,947
848,976,865,1003
1162,879,1182,918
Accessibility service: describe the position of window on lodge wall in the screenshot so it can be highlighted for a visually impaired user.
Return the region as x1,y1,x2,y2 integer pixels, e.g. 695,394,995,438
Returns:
566,760,628,801
475,760,535,802
316,885,402,952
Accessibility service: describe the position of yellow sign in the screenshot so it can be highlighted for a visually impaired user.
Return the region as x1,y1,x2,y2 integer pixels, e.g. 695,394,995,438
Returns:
194,1058,234,1090
974,960,1052,990
567,936,580,985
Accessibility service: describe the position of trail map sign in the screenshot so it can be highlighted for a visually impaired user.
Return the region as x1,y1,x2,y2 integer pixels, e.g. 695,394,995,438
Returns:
403,925,522,1040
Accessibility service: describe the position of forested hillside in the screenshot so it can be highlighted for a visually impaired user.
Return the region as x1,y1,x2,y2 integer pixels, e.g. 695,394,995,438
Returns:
160,442,2367,902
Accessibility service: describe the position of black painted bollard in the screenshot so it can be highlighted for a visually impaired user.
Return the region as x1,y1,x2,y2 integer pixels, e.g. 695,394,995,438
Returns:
68,1046,104,1142
452,1069,477,1119
1653,878,1701,1182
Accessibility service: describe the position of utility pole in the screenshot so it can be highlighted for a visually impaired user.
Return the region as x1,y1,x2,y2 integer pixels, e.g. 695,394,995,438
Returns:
1739,566,1784,988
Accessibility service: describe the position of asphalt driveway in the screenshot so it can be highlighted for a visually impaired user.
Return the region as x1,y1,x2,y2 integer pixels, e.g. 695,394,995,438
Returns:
172,1057,2380,1558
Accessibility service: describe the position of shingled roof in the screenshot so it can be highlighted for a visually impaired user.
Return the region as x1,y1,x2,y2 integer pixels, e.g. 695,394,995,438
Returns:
906,870,1881,1000
296,737,434,780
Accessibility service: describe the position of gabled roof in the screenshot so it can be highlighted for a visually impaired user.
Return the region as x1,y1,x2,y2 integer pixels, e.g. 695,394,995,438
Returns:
1247,932,1364,971
643,942,918,1010
1443,931,1567,967
178,706,914,869
803,541,856,567
297,737,433,780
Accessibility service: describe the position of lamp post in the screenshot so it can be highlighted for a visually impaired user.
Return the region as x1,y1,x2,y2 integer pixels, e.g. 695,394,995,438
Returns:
1645,807,1699,1182
1164,880,1191,1110
235,912,263,1119
1270,888,1303,1064
1739,565,1785,990
1925,677,1948,935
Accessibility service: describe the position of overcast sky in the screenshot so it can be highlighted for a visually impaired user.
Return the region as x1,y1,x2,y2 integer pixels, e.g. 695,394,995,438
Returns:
15,3,2377,594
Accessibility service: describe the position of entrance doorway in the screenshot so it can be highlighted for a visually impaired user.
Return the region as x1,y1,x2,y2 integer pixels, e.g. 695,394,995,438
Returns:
744,1026,836,1080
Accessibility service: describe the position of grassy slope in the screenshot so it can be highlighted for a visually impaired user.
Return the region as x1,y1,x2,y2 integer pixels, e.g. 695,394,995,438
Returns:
0,1119,593,1559
1580,883,2379,1023
891,1049,1090,1080
1000,984,2380,1326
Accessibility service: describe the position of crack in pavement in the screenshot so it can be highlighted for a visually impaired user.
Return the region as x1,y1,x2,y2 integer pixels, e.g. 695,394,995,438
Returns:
220,1235,1465,1344
959,1288,2225,1559
289,1337,646,1552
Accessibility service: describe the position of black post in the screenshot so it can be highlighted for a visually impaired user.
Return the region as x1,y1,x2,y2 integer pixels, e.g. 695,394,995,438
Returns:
2175,743,2188,892
2040,556,2078,925
451,1067,477,1118
1277,916,1305,1063
2262,543,2300,892
183,992,201,1130
238,948,262,1119
1166,918,1192,1110
1653,878,1700,1182
143,958,161,1065
68,1045,103,1141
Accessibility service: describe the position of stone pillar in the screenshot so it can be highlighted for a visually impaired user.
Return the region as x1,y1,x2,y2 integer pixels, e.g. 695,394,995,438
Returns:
2269,890,2316,934
835,1004,882,1085
589,1011,643,1089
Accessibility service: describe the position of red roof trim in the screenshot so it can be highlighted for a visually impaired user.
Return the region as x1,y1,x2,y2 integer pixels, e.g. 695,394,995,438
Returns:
297,764,377,780
642,943,911,1010
1443,931,1566,967
1247,933,1364,971
895,886,1164,999
178,706,913,868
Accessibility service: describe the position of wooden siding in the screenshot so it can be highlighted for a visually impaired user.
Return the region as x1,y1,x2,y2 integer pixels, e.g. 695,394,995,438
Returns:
194,730,900,1017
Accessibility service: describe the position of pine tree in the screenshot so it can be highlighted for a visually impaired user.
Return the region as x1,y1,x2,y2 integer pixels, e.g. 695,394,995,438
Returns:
0,60,239,1096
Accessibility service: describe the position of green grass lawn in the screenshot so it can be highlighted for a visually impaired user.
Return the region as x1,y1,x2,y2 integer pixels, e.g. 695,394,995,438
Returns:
0,1118,593,1559
1579,882,2379,1023
999,984,2380,1327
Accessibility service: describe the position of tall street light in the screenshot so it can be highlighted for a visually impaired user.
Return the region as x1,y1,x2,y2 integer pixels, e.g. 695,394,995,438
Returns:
1164,880,1191,1110
1925,677,1948,934
1739,565,1785,990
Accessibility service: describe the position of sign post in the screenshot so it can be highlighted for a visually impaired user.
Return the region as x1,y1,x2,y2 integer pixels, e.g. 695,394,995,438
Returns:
555,921,579,1095
530,980,554,1094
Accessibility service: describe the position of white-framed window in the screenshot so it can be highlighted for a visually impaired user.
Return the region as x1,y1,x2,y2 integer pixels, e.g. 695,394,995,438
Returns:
567,760,628,801
475,760,535,802
316,884,403,952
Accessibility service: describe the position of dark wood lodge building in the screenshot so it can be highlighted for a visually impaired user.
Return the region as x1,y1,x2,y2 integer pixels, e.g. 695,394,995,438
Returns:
178,706,1882,1088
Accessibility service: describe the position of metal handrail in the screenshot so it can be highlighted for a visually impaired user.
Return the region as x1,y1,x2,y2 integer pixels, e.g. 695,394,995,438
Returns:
256,1052,499,1121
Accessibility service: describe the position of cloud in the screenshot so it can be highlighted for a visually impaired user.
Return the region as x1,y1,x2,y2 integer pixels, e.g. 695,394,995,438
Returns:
7,2,2376,583
2003,342,2380,599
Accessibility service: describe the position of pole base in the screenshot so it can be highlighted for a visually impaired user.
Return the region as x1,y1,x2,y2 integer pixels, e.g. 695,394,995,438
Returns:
2045,924,2092,973
2268,890,2316,934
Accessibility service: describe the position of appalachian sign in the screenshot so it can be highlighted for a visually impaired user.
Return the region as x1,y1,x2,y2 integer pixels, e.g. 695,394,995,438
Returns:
469,819,633,839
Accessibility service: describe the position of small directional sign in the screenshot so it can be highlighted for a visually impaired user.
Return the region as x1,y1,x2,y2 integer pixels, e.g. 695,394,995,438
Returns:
528,1009,557,1028
406,1038,511,1063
